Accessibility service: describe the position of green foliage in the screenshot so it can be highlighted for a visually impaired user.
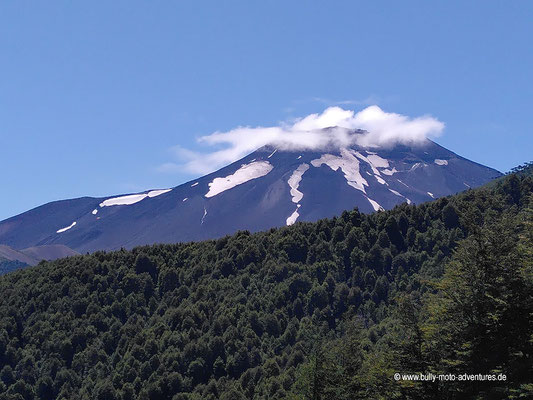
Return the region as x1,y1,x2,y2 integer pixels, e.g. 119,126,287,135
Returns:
288,178,533,400
0,172,531,399
418,212,533,398
0,260,28,275
508,161,533,176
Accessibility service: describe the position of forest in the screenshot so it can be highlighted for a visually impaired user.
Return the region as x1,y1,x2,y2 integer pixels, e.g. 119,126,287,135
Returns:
0,165,532,400
0,261,27,276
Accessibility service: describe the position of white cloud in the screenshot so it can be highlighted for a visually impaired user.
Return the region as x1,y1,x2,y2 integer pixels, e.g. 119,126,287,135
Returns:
349,106,445,147
159,105,444,175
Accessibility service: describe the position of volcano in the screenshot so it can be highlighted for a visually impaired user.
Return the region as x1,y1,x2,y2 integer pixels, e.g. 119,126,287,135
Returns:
0,137,501,253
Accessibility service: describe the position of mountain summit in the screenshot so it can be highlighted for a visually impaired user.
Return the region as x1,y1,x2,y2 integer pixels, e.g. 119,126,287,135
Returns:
0,137,500,253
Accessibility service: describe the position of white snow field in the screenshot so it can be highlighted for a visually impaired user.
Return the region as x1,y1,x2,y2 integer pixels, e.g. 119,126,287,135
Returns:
389,189,412,204
205,161,273,198
57,221,76,233
381,168,398,176
434,159,448,166
286,204,302,226
374,175,387,185
99,189,172,207
287,164,310,203
311,149,368,193
268,149,277,158
354,151,390,174
366,197,383,212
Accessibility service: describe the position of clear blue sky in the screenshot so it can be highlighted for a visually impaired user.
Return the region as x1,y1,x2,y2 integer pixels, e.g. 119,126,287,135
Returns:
1,1,532,220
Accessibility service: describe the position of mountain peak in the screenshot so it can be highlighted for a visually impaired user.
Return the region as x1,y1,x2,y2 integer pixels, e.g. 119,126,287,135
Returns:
0,140,500,253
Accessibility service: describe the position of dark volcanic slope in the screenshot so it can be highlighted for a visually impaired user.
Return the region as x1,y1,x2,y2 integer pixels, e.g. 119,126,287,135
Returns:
0,139,501,253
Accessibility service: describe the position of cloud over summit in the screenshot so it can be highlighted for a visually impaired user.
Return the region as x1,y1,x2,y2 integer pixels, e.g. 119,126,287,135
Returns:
161,106,445,175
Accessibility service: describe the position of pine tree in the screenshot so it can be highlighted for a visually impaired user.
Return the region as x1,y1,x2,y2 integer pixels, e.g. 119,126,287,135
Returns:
423,211,533,397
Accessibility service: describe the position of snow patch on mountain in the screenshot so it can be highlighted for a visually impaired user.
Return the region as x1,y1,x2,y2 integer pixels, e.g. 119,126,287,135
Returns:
288,164,310,203
434,159,448,166
375,175,387,185
354,152,391,184
92,209,98,215
100,194,147,207
57,221,76,233
354,152,380,175
381,168,398,176
99,189,171,207
367,154,390,169
286,210,299,225
397,179,409,188
201,207,208,224
366,197,383,212
205,161,274,198
147,189,172,197
410,162,425,171
389,189,412,204
286,204,302,226
311,149,368,193
389,189,403,197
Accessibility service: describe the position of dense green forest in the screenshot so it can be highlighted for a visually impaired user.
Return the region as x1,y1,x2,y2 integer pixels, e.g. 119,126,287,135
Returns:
0,260,28,276
0,167,532,400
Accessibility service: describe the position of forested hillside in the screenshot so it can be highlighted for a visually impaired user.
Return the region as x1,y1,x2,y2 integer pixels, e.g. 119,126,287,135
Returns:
0,260,28,276
0,167,532,400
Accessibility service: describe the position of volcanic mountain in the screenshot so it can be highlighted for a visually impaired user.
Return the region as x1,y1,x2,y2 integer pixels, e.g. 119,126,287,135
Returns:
0,138,500,254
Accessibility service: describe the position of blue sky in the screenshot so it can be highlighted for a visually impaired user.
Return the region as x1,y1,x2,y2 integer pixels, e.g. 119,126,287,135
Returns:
1,1,532,220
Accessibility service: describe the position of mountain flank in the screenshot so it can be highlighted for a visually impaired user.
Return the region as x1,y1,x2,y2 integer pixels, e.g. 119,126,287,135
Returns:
0,137,501,254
